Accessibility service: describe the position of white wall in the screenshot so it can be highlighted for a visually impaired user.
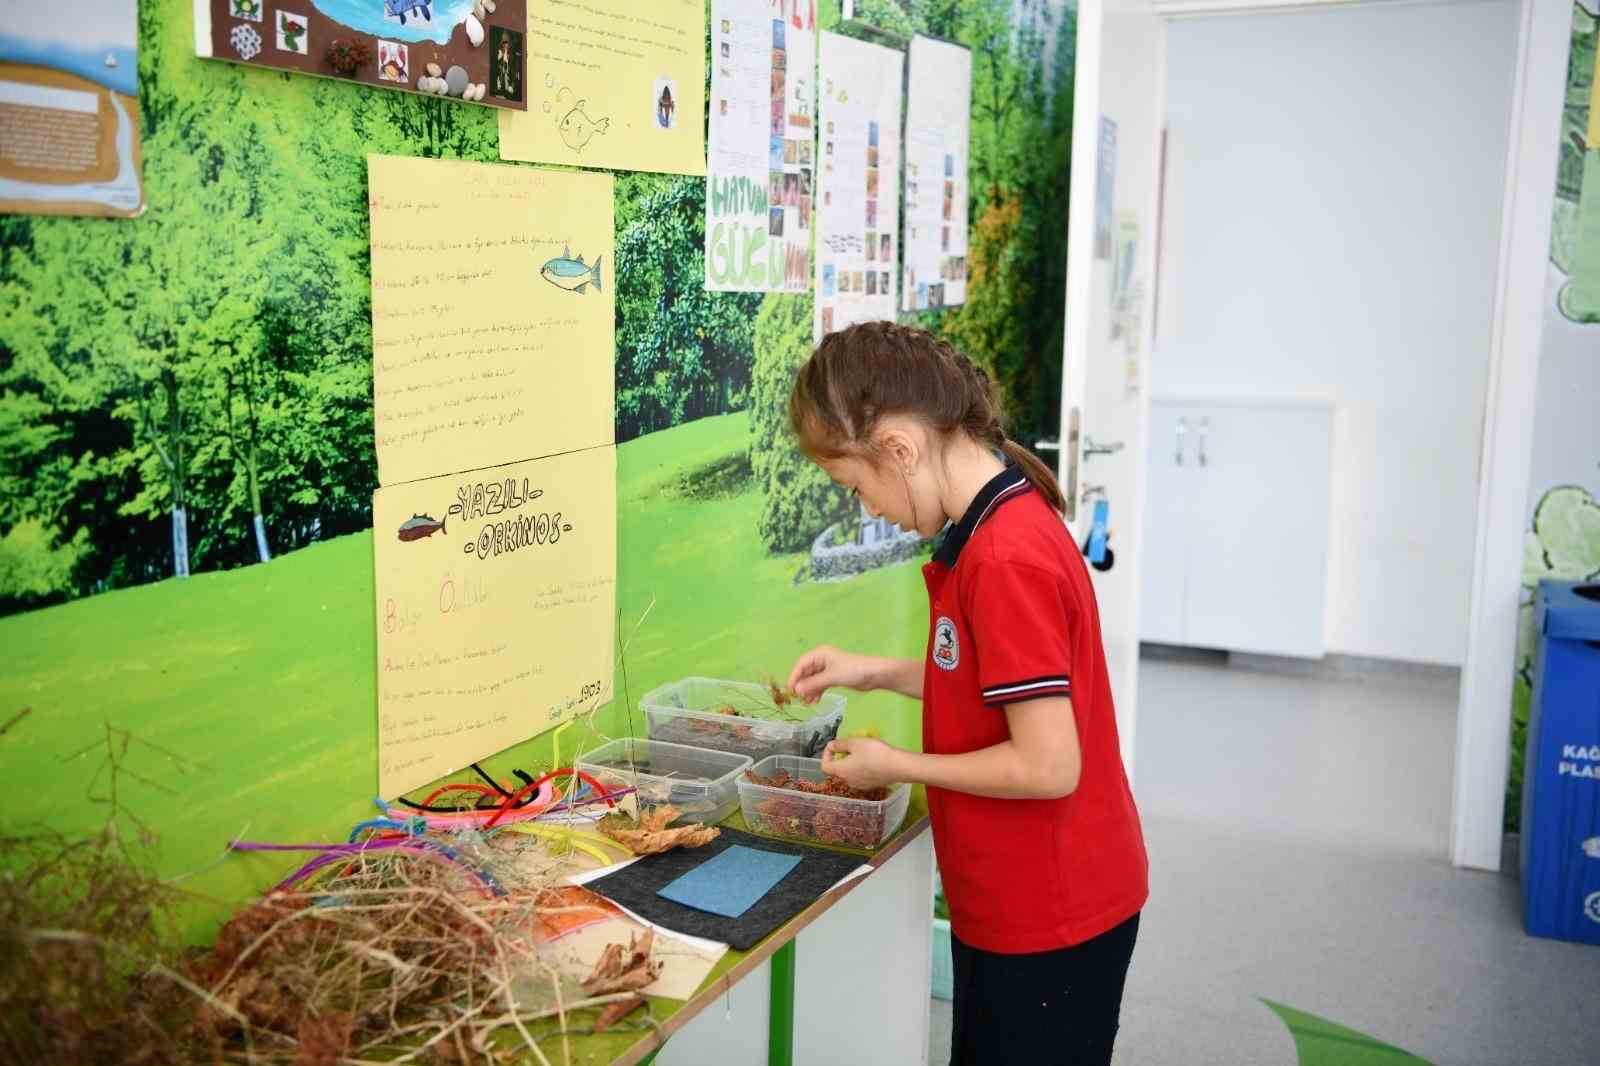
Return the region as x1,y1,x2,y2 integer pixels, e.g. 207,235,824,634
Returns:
1154,0,1521,665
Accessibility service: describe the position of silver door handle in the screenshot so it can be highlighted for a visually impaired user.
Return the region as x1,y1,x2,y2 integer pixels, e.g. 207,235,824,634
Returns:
1034,439,1060,452
1175,417,1186,466
1198,416,1209,468
1084,436,1124,459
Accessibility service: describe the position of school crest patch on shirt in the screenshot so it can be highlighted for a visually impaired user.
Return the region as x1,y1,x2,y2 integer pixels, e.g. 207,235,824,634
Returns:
933,616,960,671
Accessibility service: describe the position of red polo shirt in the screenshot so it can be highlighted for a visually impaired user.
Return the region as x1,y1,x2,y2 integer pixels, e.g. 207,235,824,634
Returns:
923,467,1148,953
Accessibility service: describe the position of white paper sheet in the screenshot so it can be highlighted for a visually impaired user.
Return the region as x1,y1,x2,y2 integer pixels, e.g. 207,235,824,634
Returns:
705,0,816,292
901,35,970,311
815,31,903,340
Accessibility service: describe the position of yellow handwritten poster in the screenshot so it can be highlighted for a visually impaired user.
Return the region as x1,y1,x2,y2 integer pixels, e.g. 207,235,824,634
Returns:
373,445,617,798
368,154,614,488
498,0,706,176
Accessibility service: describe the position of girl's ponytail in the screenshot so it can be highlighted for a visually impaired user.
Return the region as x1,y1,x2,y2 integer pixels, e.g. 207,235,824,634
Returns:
792,321,1071,517
999,436,1067,516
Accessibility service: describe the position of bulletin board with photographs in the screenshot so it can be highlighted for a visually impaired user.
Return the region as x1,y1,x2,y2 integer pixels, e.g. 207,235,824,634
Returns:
194,0,528,109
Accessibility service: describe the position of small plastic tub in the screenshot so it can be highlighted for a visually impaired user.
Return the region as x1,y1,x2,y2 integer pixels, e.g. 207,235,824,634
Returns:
737,754,910,850
576,738,751,825
642,677,845,761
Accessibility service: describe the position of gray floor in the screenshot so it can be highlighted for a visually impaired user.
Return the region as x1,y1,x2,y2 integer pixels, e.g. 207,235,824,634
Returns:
927,656,1600,1066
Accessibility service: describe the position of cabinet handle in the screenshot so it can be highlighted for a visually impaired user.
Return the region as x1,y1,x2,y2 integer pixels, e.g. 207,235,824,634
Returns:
1198,416,1209,468
1175,417,1186,466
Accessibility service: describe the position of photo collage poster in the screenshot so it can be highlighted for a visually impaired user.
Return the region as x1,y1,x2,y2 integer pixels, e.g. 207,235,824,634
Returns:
194,0,530,111
814,31,903,341
704,0,816,292
901,34,970,311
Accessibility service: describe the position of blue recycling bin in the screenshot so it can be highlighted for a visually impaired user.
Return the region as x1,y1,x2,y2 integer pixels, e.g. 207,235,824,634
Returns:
1519,580,1600,945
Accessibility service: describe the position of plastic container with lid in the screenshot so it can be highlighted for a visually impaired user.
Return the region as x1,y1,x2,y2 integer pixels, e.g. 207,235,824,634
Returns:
737,754,910,850
576,738,751,825
642,677,845,761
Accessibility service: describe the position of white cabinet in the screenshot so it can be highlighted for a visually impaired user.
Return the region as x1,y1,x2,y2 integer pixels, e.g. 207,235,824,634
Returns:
1139,398,1334,659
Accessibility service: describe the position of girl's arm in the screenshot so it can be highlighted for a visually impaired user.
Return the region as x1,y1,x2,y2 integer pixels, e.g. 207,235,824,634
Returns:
821,697,1081,800
789,645,923,701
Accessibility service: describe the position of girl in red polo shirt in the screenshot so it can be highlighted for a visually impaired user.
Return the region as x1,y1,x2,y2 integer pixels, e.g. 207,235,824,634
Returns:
785,321,1148,1066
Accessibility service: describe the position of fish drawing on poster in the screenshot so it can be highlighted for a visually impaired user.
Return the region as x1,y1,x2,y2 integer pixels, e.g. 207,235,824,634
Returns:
901,35,970,311
0,0,145,217
815,31,903,341
366,155,615,489
500,0,707,176
373,446,617,798
705,0,815,293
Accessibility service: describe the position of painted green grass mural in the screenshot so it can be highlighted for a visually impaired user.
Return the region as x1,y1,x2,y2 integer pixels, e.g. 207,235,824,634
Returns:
0,0,1077,939
0,415,925,938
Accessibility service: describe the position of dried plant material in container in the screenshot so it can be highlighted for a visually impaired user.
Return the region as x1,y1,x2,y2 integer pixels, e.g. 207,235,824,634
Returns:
580,929,661,995
737,755,911,850
643,677,846,760
577,738,751,824
744,767,889,802
599,804,721,854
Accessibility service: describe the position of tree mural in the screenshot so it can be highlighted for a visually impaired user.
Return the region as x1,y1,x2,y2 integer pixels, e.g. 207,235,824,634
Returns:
0,0,1078,616
615,176,764,442
749,292,854,553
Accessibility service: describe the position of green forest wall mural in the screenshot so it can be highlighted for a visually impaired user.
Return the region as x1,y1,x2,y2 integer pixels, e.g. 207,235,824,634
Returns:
0,0,1078,936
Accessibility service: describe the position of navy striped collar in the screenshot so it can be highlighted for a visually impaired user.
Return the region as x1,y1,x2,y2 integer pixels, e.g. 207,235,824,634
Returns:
933,465,1031,567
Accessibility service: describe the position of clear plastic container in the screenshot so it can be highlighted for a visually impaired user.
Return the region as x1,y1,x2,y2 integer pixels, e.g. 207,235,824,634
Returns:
737,754,911,850
642,677,846,761
576,738,751,825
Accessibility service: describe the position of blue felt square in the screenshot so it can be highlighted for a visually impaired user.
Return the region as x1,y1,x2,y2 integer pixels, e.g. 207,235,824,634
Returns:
656,845,802,918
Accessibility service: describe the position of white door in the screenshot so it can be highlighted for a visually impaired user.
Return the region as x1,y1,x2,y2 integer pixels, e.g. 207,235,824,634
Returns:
1057,0,1167,775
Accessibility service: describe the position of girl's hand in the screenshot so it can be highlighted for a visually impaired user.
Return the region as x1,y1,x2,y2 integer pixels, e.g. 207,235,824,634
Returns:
788,645,878,704
820,737,900,791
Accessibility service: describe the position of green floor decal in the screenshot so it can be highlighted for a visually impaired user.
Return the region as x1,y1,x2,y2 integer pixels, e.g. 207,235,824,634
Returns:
1262,1000,1432,1066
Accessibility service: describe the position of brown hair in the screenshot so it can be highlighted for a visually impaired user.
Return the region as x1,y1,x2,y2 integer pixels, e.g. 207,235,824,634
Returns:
789,320,1067,515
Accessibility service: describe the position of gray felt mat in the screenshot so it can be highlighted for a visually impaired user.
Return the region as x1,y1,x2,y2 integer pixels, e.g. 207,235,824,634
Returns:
584,827,864,950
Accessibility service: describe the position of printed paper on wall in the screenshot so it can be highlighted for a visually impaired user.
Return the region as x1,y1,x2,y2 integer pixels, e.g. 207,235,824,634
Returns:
901,34,969,311
815,31,902,341
373,445,616,798
367,154,614,488
704,0,816,293
0,1,144,217
499,0,706,175
194,0,529,109
1094,116,1116,260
